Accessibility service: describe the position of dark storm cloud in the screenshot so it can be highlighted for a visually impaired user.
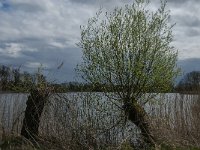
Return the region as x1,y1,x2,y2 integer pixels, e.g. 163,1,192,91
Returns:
178,58,200,75
175,58,200,83
0,44,82,81
185,28,200,37
173,15,200,27
21,47,82,82
0,0,93,81
0,1,44,13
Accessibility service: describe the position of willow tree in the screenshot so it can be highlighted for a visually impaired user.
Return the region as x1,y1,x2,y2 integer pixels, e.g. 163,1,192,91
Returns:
21,68,52,141
77,0,179,146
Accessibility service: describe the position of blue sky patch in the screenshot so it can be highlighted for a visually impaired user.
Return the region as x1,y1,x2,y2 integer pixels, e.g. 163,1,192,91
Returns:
0,1,11,11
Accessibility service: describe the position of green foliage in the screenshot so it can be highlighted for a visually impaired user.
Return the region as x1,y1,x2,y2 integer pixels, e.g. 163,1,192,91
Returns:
77,0,179,102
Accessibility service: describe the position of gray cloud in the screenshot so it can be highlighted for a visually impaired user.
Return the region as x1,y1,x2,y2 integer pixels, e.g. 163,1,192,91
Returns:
185,28,200,37
69,0,97,5
69,0,130,5
178,58,200,76
0,0,200,82
167,0,199,3
10,2,45,13
173,14,200,28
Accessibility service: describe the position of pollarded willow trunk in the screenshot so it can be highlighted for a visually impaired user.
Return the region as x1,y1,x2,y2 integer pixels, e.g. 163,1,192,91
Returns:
21,88,50,141
124,101,155,147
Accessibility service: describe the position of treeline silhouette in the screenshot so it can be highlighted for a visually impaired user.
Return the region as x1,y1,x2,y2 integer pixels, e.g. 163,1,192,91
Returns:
0,64,105,92
1,64,200,93
0,65,46,92
175,71,200,93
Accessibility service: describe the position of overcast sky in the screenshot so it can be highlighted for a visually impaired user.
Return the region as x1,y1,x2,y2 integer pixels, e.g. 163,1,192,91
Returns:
0,0,200,82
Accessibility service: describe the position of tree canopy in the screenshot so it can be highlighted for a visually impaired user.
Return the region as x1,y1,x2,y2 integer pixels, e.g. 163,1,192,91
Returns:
77,0,179,102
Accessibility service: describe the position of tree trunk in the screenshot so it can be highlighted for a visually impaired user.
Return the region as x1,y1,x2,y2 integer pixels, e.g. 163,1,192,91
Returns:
21,88,49,141
124,101,155,147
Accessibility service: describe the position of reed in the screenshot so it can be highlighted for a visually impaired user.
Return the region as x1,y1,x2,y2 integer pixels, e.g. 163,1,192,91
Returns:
0,92,199,149
149,93,200,149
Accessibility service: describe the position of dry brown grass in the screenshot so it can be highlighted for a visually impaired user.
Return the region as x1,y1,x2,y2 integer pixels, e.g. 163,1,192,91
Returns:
149,93,200,149
0,92,200,149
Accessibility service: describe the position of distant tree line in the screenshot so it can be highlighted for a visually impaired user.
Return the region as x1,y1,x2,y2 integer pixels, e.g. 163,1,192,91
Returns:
0,65,37,92
1,64,199,93
175,71,200,93
0,64,107,92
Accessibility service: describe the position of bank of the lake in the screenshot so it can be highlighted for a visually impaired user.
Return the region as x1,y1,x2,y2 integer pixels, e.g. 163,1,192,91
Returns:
0,93,199,149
